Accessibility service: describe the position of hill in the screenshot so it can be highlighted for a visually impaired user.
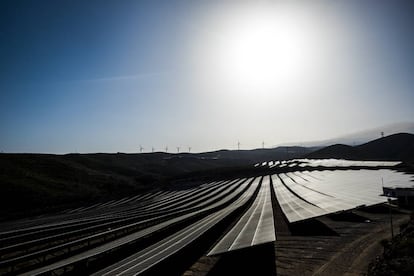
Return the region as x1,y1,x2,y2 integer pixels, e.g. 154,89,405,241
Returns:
307,133,414,161
0,146,315,220
288,122,414,147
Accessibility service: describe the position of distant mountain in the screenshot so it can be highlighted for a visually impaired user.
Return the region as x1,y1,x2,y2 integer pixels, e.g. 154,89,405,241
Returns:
290,122,414,147
307,133,414,161
196,146,317,163
307,144,357,160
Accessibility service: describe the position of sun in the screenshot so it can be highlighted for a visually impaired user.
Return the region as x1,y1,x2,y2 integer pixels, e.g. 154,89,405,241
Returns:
192,3,318,97
217,6,314,91
229,16,307,86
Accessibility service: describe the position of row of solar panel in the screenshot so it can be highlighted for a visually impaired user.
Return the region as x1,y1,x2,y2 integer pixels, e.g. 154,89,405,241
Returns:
273,169,413,222
1,168,412,275
255,159,401,169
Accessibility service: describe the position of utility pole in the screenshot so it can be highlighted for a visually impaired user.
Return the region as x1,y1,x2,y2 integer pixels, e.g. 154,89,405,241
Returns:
188,147,191,153
237,141,240,151
177,147,180,153
165,146,168,153
388,198,394,239
262,141,265,149
381,131,384,138
384,177,394,239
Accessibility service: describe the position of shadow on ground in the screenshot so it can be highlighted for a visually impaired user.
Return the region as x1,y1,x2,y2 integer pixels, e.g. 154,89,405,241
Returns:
328,211,370,223
289,219,338,236
207,243,276,276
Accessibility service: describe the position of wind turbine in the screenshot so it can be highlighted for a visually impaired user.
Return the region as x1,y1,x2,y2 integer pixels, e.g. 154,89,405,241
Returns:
177,147,180,153
139,145,144,153
165,146,168,153
237,141,240,150
188,147,191,153
152,147,154,153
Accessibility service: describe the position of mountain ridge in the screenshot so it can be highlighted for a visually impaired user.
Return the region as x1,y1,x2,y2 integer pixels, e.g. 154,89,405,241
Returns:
281,122,414,147
307,133,414,161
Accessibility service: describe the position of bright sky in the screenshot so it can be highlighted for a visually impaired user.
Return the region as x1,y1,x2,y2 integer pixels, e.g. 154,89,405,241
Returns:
1,0,413,153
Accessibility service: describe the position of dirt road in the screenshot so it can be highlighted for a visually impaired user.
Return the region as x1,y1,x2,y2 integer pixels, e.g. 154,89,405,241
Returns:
275,210,409,276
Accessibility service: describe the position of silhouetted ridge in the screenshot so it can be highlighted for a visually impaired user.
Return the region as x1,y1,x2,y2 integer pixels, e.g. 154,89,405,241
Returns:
356,133,414,160
306,144,357,159
307,133,414,161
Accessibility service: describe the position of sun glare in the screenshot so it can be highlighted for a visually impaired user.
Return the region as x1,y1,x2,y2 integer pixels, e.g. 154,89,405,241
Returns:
225,15,308,87
193,3,319,99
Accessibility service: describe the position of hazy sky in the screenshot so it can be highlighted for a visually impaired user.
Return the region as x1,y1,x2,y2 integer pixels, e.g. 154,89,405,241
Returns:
1,0,413,153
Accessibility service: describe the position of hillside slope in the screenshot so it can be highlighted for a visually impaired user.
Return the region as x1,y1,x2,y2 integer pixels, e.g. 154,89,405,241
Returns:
307,133,414,161
0,152,240,219
0,146,315,219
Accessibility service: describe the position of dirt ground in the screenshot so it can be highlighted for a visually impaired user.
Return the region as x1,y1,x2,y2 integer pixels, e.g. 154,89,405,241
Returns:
275,209,409,276
184,207,410,276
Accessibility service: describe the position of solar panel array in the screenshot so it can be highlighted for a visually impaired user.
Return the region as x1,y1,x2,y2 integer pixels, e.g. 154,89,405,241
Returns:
0,160,413,275
255,159,402,168
273,169,413,223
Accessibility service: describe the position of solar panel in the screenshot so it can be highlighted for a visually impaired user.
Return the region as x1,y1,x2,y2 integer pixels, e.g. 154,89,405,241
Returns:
208,176,275,255
271,175,326,223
